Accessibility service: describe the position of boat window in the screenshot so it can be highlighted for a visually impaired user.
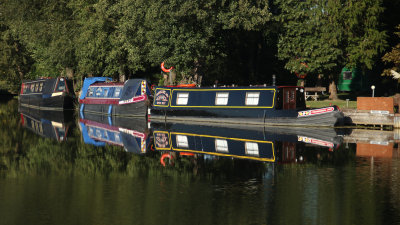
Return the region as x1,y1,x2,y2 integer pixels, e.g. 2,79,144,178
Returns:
115,133,121,143
56,128,65,141
215,92,229,105
176,92,189,105
56,78,66,92
30,83,35,92
88,127,94,136
176,135,189,148
215,139,228,152
103,130,109,140
245,142,259,156
103,88,109,97
39,82,43,92
245,92,260,105
95,128,102,138
114,87,122,98
87,87,94,97
34,83,39,92
95,87,103,97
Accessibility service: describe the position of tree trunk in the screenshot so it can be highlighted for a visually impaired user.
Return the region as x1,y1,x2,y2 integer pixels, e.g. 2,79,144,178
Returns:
65,67,74,79
169,70,176,85
329,80,338,100
16,65,24,82
119,67,126,82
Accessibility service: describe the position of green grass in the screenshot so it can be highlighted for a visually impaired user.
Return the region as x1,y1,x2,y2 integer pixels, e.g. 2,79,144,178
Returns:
306,99,357,109
306,92,358,109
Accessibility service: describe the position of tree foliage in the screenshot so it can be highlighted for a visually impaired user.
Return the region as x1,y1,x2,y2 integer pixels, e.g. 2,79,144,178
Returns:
276,0,387,75
0,0,398,92
382,25,400,77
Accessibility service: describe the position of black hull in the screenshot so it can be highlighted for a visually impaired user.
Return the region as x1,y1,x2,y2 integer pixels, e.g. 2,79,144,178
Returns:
151,122,343,163
19,105,74,141
19,94,75,111
19,105,74,123
151,122,343,146
150,108,344,127
80,101,148,118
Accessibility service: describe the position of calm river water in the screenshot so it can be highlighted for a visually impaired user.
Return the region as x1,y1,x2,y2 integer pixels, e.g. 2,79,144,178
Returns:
0,99,400,225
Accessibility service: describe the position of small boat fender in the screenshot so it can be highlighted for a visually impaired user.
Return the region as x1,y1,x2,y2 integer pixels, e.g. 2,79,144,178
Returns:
179,152,195,156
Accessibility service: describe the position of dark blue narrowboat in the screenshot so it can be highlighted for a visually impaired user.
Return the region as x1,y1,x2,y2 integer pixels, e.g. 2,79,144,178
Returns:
19,77,75,110
79,113,150,153
19,106,74,142
79,77,152,118
151,122,343,163
151,86,343,127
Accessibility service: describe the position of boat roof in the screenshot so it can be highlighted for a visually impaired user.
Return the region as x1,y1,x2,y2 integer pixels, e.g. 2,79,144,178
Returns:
80,77,112,100
89,82,124,87
22,77,58,83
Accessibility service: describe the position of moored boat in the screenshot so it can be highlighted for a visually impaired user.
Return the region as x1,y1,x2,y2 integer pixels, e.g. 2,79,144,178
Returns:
151,122,343,163
151,85,343,127
19,77,75,110
19,105,74,141
79,77,152,118
79,113,150,153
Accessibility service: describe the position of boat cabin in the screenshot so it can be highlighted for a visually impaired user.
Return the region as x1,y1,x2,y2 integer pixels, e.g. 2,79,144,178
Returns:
79,118,149,153
19,77,75,110
153,86,305,110
79,78,151,118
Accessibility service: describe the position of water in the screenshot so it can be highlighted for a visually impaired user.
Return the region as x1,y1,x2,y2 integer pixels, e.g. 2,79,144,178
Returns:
1,99,400,225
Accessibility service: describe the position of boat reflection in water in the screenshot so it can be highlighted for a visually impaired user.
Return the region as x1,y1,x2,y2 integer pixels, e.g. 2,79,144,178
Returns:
79,113,150,153
151,122,344,164
19,105,73,141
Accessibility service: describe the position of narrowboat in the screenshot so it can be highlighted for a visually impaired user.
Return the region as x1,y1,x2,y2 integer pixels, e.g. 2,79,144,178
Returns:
19,105,74,141
151,86,343,126
79,112,150,153
151,122,343,164
19,77,75,110
79,77,152,118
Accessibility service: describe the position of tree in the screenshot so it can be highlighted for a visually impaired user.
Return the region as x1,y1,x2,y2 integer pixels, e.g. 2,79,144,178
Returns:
2,0,77,79
382,25,400,79
0,10,34,91
276,0,387,99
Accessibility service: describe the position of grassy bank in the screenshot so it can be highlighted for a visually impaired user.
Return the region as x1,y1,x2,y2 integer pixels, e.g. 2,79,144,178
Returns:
306,92,358,109
307,100,357,109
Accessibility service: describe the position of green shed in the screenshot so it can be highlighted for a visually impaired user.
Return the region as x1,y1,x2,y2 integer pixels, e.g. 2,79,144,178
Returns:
337,67,364,92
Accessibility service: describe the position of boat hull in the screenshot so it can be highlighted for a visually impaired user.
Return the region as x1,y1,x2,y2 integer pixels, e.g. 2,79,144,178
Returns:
150,107,344,127
19,94,75,111
79,100,148,118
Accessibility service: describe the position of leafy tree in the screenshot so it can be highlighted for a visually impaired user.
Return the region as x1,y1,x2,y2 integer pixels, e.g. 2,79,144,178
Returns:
276,0,387,99
70,0,129,81
0,14,34,91
1,0,77,80
382,25,400,79
115,0,273,85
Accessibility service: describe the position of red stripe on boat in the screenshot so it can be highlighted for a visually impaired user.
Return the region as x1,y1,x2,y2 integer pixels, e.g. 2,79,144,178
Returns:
118,95,147,105
80,118,120,132
79,98,119,105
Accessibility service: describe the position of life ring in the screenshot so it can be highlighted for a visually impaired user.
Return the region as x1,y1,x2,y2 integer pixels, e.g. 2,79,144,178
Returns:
160,153,173,167
161,62,174,73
